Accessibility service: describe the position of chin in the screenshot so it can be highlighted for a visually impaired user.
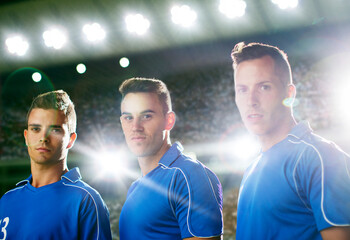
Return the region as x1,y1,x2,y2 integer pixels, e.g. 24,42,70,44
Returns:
131,148,147,157
134,152,150,158
246,126,267,136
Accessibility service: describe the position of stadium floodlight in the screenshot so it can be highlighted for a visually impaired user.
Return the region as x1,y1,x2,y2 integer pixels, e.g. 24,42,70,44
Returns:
76,63,86,74
42,28,67,49
171,5,197,27
271,0,298,9
32,72,42,82
5,36,29,56
82,22,106,42
219,0,247,18
119,57,130,68
125,14,150,35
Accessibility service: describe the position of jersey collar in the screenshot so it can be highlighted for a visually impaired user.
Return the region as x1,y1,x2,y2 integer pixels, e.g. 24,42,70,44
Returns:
15,167,82,186
61,167,82,183
158,142,183,167
15,167,82,187
288,121,312,140
16,178,30,186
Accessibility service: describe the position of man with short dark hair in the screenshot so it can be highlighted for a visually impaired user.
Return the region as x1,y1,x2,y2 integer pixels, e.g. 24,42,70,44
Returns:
232,42,350,239
118,78,223,240
0,90,112,240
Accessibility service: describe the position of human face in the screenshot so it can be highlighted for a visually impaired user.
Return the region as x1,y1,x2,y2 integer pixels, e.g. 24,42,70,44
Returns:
120,92,173,159
24,108,76,166
234,55,292,140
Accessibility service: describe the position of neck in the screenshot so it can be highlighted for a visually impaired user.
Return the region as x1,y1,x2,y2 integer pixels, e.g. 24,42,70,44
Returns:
138,139,172,176
259,116,297,152
30,160,68,188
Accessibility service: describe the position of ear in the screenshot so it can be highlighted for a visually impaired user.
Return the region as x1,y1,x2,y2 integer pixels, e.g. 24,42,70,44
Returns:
24,129,28,146
287,84,296,99
165,112,176,131
283,84,296,108
67,132,77,149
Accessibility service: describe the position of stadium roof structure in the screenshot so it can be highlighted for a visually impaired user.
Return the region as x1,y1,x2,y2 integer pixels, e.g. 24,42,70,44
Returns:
0,0,350,73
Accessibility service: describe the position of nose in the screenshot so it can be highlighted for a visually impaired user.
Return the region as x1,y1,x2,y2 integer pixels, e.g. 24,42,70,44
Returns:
132,118,143,132
39,131,50,143
39,138,49,143
247,89,259,108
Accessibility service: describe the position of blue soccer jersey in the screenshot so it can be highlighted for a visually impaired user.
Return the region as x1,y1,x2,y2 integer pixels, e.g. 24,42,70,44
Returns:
0,167,112,240
119,142,223,240
236,122,350,240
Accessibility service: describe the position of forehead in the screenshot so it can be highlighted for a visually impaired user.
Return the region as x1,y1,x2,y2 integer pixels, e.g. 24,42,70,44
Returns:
234,55,278,84
28,108,67,125
121,92,162,113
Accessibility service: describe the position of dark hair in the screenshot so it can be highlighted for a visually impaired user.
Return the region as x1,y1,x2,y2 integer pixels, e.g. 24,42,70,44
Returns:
119,77,172,114
231,42,292,86
26,90,76,133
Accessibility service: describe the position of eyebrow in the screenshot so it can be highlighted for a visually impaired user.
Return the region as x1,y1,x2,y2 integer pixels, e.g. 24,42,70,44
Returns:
28,124,41,127
121,110,156,115
235,80,272,87
28,124,63,128
257,81,272,85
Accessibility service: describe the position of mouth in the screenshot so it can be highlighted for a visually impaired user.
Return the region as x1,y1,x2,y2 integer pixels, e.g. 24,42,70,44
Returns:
36,147,50,152
131,136,146,142
247,113,263,121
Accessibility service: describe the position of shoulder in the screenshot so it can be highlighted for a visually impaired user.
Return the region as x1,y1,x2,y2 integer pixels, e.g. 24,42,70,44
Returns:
171,153,216,174
290,131,350,183
293,131,349,163
169,153,222,202
61,168,105,203
62,179,105,203
167,154,220,187
0,184,27,201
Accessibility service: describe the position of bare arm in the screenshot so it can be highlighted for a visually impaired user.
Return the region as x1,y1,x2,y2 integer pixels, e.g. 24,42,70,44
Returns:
321,226,350,240
183,236,222,240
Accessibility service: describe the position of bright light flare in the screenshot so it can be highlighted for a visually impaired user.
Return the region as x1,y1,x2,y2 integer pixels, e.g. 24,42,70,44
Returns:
333,75,350,120
229,134,260,159
32,72,42,82
119,57,130,68
94,150,128,180
5,36,29,56
82,23,106,42
42,28,67,49
125,14,150,35
76,63,86,74
219,0,247,18
185,132,260,173
171,5,197,27
271,0,298,9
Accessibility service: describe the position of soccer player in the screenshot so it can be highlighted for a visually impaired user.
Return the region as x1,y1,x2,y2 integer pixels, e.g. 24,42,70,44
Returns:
0,90,112,240
118,78,223,240
231,42,350,239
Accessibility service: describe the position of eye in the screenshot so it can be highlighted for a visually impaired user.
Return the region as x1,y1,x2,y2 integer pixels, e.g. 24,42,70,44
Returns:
236,87,247,94
122,115,133,122
142,114,152,120
51,128,62,133
260,84,271,91
30,127,40,132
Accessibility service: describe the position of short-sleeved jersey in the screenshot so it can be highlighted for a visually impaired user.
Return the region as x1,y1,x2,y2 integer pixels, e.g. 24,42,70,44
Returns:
236,122,350,240
119,142,223,240
0,167,112,240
